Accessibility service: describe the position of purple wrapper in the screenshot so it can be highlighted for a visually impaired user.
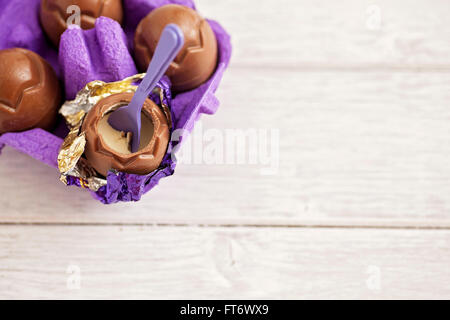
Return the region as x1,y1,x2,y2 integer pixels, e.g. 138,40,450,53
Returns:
0,0,232,204
59,17,138,100
0,128,62,168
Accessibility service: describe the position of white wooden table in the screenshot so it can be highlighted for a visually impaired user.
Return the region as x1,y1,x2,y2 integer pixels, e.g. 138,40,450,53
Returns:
1,0,450,299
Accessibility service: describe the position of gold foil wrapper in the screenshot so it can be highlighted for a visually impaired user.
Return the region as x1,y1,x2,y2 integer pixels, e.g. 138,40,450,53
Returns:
57,74,165,192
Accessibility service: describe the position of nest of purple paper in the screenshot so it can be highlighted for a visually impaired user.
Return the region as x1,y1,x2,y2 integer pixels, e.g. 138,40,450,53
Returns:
0,0,231,204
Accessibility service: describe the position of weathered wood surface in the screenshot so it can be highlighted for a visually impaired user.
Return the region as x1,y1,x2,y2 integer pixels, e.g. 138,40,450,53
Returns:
1,70,450,227
1,226,449,299
197,0,450,69
1,0,450,299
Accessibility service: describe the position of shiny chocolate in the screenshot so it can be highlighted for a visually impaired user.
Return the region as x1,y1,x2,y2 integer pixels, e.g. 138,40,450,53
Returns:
134,4,218,92
40,0,123,46
0,48,61,134
82,92,170,176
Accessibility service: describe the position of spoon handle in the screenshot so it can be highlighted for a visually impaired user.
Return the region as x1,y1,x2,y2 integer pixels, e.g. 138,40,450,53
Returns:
130,24,185,113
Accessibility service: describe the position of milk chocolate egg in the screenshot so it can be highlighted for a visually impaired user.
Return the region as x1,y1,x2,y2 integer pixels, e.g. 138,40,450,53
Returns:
0,48,61,134
134,4,218,92
40,0,123,46
82,92,170,176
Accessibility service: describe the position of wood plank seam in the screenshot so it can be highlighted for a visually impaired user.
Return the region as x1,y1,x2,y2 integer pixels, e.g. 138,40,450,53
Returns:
0,222,450,230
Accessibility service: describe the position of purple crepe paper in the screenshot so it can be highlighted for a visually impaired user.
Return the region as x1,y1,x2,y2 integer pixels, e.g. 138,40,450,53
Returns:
0,0,232,204
171,20,232,138
59,17,138,100
0,129,63,168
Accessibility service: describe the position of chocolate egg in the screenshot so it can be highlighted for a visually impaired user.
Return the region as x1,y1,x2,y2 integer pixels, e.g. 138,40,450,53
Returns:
40,0,123,46
82,92,170,176
0,48,61,134
134,4,218,92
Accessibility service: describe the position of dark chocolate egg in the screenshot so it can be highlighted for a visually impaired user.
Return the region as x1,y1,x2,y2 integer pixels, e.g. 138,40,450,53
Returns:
134,4,218,92
0,48,61,134
82,92,170,176
40,0,123,46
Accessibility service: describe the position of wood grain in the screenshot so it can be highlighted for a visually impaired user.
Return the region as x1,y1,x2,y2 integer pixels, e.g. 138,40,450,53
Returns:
196,0,450,69
1,0,450,300
1,69,450,226
0,225,449,299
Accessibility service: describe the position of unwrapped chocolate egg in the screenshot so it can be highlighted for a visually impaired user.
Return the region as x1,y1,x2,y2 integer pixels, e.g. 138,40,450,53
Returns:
0,48,61,134
82,92,170,176
134,4,218,92
40,0,124,46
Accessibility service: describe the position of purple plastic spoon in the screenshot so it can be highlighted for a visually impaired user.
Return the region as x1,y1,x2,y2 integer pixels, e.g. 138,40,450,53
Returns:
108,24,184,153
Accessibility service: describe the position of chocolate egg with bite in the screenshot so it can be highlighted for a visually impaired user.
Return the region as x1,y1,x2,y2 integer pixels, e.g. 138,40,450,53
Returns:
82,92,170,176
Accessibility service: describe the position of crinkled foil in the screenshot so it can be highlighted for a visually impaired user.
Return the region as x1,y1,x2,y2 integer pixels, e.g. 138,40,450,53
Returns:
57,74,171,192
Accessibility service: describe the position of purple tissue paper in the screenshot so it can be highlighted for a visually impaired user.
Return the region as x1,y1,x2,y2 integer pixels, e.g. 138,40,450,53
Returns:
60,17,138,100
0,0,232,204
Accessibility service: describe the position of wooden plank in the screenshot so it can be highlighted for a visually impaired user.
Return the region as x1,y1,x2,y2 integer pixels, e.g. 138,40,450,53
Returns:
196,0,450,68
0,225,449,299
1,69,450,226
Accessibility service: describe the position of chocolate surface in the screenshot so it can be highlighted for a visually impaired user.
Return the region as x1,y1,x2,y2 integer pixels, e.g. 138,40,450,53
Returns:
98,111,154,154
134,4,218,92
40,0,123,46
82,92,170,176
0,48,61,134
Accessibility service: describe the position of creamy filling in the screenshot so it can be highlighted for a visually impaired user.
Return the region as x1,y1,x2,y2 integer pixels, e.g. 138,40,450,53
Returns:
98,111,154,154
